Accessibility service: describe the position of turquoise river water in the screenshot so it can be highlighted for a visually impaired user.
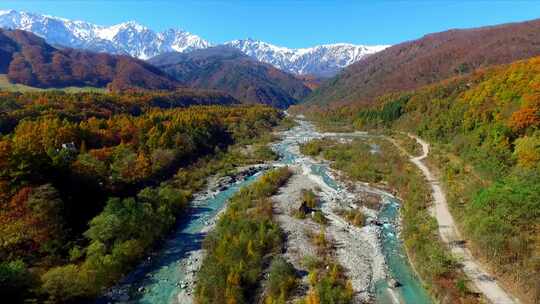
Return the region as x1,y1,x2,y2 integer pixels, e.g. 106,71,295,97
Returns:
99,120,431,304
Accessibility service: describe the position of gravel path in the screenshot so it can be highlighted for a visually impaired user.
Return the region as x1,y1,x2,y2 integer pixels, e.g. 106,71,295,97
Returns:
408,134,519,304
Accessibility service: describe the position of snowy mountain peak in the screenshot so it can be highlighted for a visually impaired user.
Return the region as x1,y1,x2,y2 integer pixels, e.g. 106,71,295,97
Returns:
0,9,14,15
0,9,388,76
225,39,389,77
110,21,150,35
0,9,210,59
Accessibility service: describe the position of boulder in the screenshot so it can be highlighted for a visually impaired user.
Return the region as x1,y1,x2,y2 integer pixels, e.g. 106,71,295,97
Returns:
388,278,401,288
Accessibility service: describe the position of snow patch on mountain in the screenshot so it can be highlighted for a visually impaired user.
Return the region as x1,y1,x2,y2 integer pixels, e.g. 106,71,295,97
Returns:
225,39,389,77
0,9,210,59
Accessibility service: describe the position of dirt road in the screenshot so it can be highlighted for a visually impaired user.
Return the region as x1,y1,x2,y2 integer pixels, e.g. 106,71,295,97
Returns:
408,135,519,304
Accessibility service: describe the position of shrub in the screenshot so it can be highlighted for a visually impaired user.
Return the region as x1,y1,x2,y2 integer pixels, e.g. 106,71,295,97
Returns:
302,189,318,209
0,260,32,301
299,262,353,304
265,257,298,304
335,208,365,227
311,228,330,253
312,210,327,225
253,144,278,161
41,264,95,302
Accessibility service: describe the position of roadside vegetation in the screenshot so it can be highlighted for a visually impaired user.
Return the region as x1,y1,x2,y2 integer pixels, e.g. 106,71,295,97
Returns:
195,167,292,304
389,132,423,157
0,90,285,303
300,138,480,303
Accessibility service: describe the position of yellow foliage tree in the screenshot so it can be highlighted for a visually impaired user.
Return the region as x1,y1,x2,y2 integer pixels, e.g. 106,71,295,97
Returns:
305,289,320,304
513,135,540,168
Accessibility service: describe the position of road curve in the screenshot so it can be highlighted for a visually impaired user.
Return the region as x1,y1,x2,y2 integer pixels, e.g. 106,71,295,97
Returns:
407,134,519,304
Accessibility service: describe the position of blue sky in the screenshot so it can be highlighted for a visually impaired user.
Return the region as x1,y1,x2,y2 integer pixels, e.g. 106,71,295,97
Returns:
2,1,540,48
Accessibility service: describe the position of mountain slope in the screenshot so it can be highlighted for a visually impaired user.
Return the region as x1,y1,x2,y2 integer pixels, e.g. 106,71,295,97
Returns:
306,18,540,106
0,9,210,59
225,39,388,77
0,10,386,77
0,28,178,90
148,46,311,108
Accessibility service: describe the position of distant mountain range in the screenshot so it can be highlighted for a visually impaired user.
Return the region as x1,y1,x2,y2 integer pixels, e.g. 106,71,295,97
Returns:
306,18,540,106
225,39,387,77
0,9,210,60
0,9,388,77
149,46,311,108
0,28,309,107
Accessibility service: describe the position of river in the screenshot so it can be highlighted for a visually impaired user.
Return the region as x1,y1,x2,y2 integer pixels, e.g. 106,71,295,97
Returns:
99,118,431,304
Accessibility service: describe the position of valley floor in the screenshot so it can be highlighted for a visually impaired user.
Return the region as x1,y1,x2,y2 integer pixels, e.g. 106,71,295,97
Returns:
187,119,435,303
147,118,522,304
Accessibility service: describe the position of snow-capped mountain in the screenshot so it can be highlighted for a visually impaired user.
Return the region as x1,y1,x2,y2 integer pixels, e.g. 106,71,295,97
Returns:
0,9,389,76
225,39,388,77
0,9,210,59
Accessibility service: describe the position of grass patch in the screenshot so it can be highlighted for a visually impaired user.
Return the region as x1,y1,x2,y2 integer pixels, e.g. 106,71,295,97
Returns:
312,210,328,226
334,208,365,227
297,231,353,304
264,257,298,304
389,132,423,157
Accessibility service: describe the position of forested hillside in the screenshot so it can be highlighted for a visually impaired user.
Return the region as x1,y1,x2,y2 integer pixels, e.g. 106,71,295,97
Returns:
0,90,238,134
148,46,311,108
0,90,283,303
305,18,540,107
303,56,540,303
0,29,179,91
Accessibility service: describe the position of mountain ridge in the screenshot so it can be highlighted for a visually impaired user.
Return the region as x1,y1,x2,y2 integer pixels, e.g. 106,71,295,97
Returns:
304,17,540,107
224,39,388,77
0,9,210,60
148,46,311,108
0,28,180,91
0,9,388,77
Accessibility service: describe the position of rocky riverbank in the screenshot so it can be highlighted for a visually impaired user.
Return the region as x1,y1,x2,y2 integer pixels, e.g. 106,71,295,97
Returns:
174,164,271,304
170,118,429,304
268,120,413,303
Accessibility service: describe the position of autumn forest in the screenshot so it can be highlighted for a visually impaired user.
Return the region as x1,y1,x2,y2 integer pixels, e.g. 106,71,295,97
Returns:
1,4,540,304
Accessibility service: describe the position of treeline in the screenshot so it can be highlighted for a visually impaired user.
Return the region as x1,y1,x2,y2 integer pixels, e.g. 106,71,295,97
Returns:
304,56,540,303
0,90,283,302
0,90,238,134
195,167,292,304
